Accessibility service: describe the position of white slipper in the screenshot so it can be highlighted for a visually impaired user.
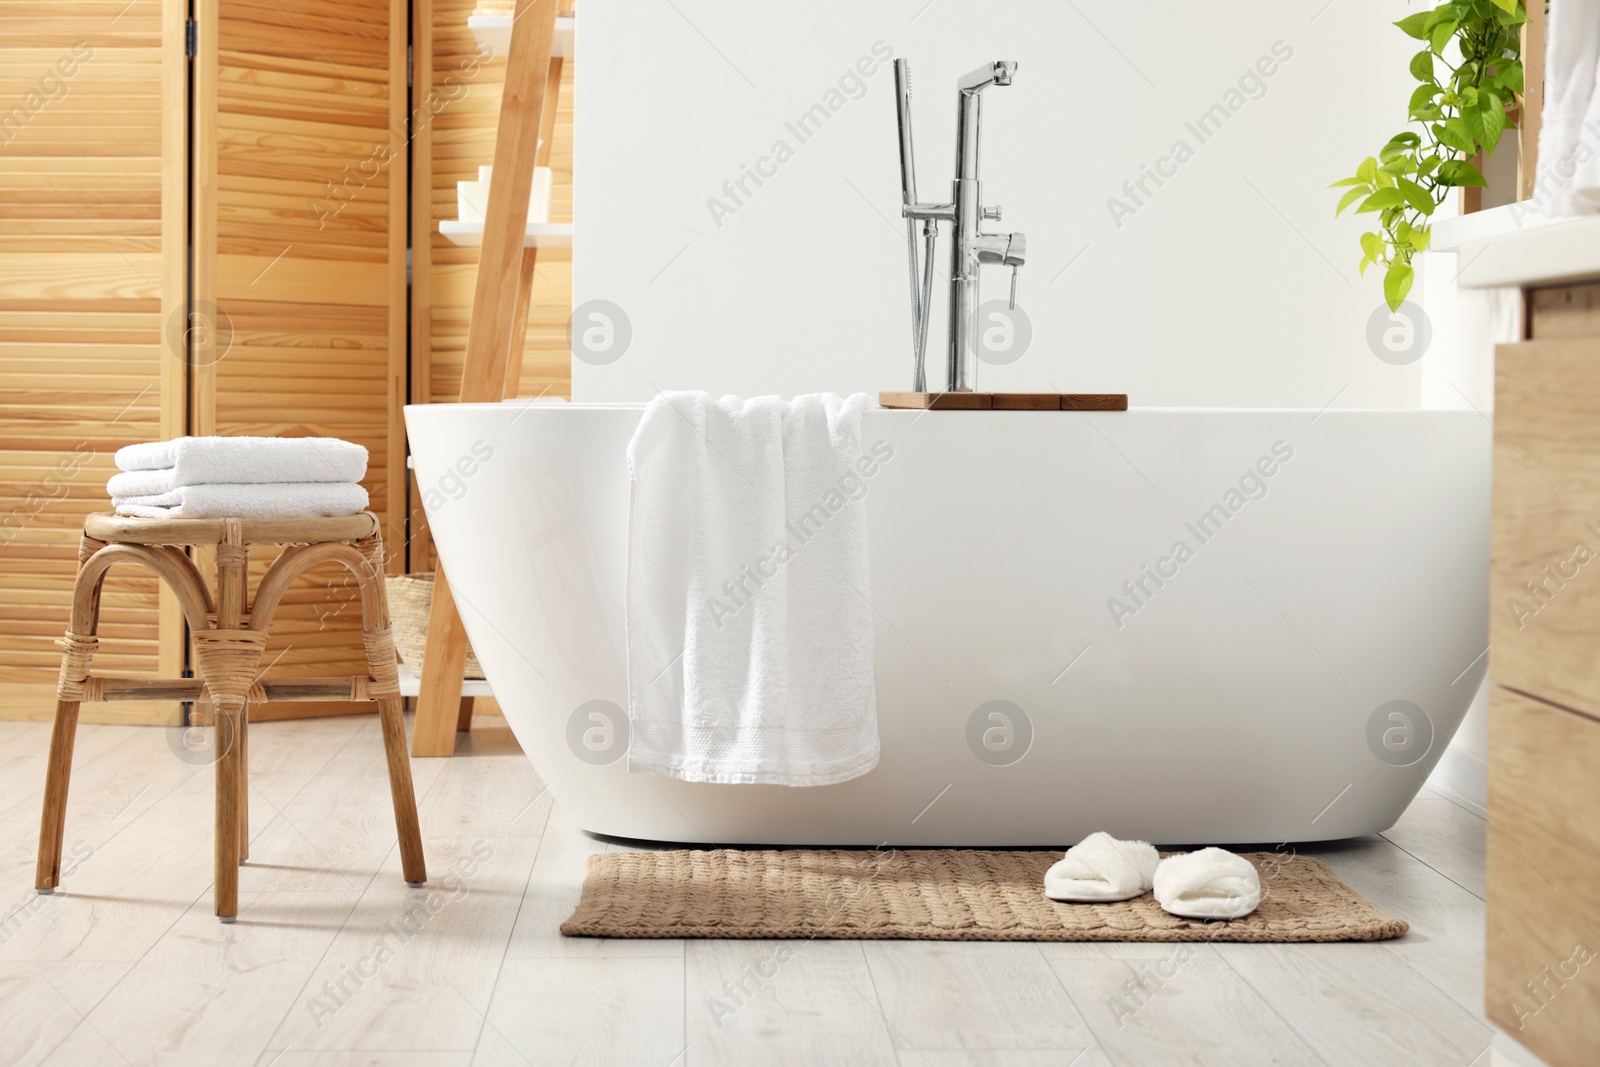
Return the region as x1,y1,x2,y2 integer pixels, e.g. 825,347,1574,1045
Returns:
1153,848,1261,919
1043,832,1160,902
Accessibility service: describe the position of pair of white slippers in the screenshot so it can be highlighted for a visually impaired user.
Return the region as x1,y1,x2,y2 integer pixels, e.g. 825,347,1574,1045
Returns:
1043,832,1262,920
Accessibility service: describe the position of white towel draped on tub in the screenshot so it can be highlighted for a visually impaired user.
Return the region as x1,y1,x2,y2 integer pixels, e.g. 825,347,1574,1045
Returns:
625,391,880,786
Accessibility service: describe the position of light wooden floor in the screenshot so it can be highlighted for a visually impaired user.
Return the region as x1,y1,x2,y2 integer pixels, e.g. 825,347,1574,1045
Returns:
0,714,1497,1066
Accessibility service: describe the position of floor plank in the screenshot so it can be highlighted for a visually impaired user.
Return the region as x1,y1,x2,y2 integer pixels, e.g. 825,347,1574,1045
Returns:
257,1053,473,1067
0,960,131,1067
895,1053,1108,1066
242,722,446,895
1218,941,1492,1066
0,766,217,963
415,721,551,839
1309,836,1488,1018
46,891,356,1067
1048,958,1321,1067
865,942,1094,1052
686,939,899,1064
0,723,143,825
472,957,685,1066
267,837,539,1054
1381,786,1486,899
504,804,683,961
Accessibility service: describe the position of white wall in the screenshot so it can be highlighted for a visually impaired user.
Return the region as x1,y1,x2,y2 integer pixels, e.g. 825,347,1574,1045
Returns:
576,0,1431,407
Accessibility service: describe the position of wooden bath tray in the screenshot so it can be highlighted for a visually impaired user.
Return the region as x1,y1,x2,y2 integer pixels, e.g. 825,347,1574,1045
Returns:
879,392,1128,411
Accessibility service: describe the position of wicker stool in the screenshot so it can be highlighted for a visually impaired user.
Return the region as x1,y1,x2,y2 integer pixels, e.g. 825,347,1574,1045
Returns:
35,511,426,921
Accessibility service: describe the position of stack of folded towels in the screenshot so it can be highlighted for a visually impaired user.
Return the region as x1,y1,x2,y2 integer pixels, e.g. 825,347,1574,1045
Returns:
109,436,370,519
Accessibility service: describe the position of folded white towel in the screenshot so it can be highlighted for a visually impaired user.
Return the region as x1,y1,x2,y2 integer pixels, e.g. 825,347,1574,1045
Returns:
1043,832,1160,902
625,391,879,787
1535,0,1600,215
113,482,369,519
1153,848,1261,920
112,436,368,487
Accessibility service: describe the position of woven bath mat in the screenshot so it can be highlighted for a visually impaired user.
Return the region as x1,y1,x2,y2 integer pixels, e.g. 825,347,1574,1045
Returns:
560,849,1407,942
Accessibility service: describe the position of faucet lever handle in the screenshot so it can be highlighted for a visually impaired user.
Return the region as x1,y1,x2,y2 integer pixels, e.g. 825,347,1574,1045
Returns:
1009,264,1019,311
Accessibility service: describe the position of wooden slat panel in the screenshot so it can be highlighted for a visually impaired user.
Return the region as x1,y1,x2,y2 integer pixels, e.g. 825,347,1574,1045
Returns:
194,0,407,714
0,0,184,723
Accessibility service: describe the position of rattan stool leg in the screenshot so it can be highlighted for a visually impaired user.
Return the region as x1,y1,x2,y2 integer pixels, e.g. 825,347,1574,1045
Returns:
36,535,105,894
35,698,83,893
214,707,242,919
378,695,427,885
355,534,426,886
238,707,249,862
202,520,259,921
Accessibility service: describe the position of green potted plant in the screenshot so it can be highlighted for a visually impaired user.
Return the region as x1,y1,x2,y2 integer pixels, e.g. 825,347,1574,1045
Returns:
1332,0,1528,309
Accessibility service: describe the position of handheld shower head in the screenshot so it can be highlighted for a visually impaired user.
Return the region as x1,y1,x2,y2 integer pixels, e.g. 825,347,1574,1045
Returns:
894,58,918,208
958,60,1018,94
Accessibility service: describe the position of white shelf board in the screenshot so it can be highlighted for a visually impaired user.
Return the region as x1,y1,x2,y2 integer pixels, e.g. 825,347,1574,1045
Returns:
395,661,495,699
439,220,573,248
1429,203,1559,251
1451,213,1600,289
470,14,573,59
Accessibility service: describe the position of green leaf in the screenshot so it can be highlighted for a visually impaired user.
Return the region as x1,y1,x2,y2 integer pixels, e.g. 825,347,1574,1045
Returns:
1439,117,1476,154
1336,186,1369,215
1409,226,1432,252
1395,176,1436,216
1360,232,1384,261
1409,83,1442,111
1357,188,1408,213
1395,11,1432,38
1329,176,1369,188
1437,159,1488,187
1465,97,1507,154
1356,156,1379,184
1410,49,1434,81
1384,262,1415,312
1496,60,1524,94
1430,19,1459,55
1488,0,1518,12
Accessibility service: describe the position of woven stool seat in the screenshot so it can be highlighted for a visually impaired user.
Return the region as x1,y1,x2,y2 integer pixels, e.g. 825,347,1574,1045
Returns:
35,511,426,920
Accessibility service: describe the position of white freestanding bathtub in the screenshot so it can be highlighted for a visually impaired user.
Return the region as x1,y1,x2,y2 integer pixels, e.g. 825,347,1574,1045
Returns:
404,402,1489,846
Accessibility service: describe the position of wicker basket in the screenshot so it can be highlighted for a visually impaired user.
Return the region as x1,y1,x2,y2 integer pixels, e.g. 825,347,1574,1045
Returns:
384,573,485,679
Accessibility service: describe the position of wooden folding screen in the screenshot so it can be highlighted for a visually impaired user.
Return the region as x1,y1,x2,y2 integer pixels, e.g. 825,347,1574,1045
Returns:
0,0,186,723
188,0,408,719
0,0,562,724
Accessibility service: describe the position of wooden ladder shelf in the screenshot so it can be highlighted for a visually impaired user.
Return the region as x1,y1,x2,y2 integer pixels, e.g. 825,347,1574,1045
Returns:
411,0,562,756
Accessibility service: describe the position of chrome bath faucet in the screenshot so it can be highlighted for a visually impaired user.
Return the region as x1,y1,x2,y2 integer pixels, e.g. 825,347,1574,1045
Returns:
895,58,1027,393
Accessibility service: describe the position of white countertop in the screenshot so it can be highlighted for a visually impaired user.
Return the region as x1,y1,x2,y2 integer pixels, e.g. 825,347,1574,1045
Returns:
1431,203,1600,289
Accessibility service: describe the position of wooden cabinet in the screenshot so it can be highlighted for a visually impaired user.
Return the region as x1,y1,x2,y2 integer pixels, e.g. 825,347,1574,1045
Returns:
1487,281,1600,1066
1491,336,1600,718
1487,686,1600,1065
